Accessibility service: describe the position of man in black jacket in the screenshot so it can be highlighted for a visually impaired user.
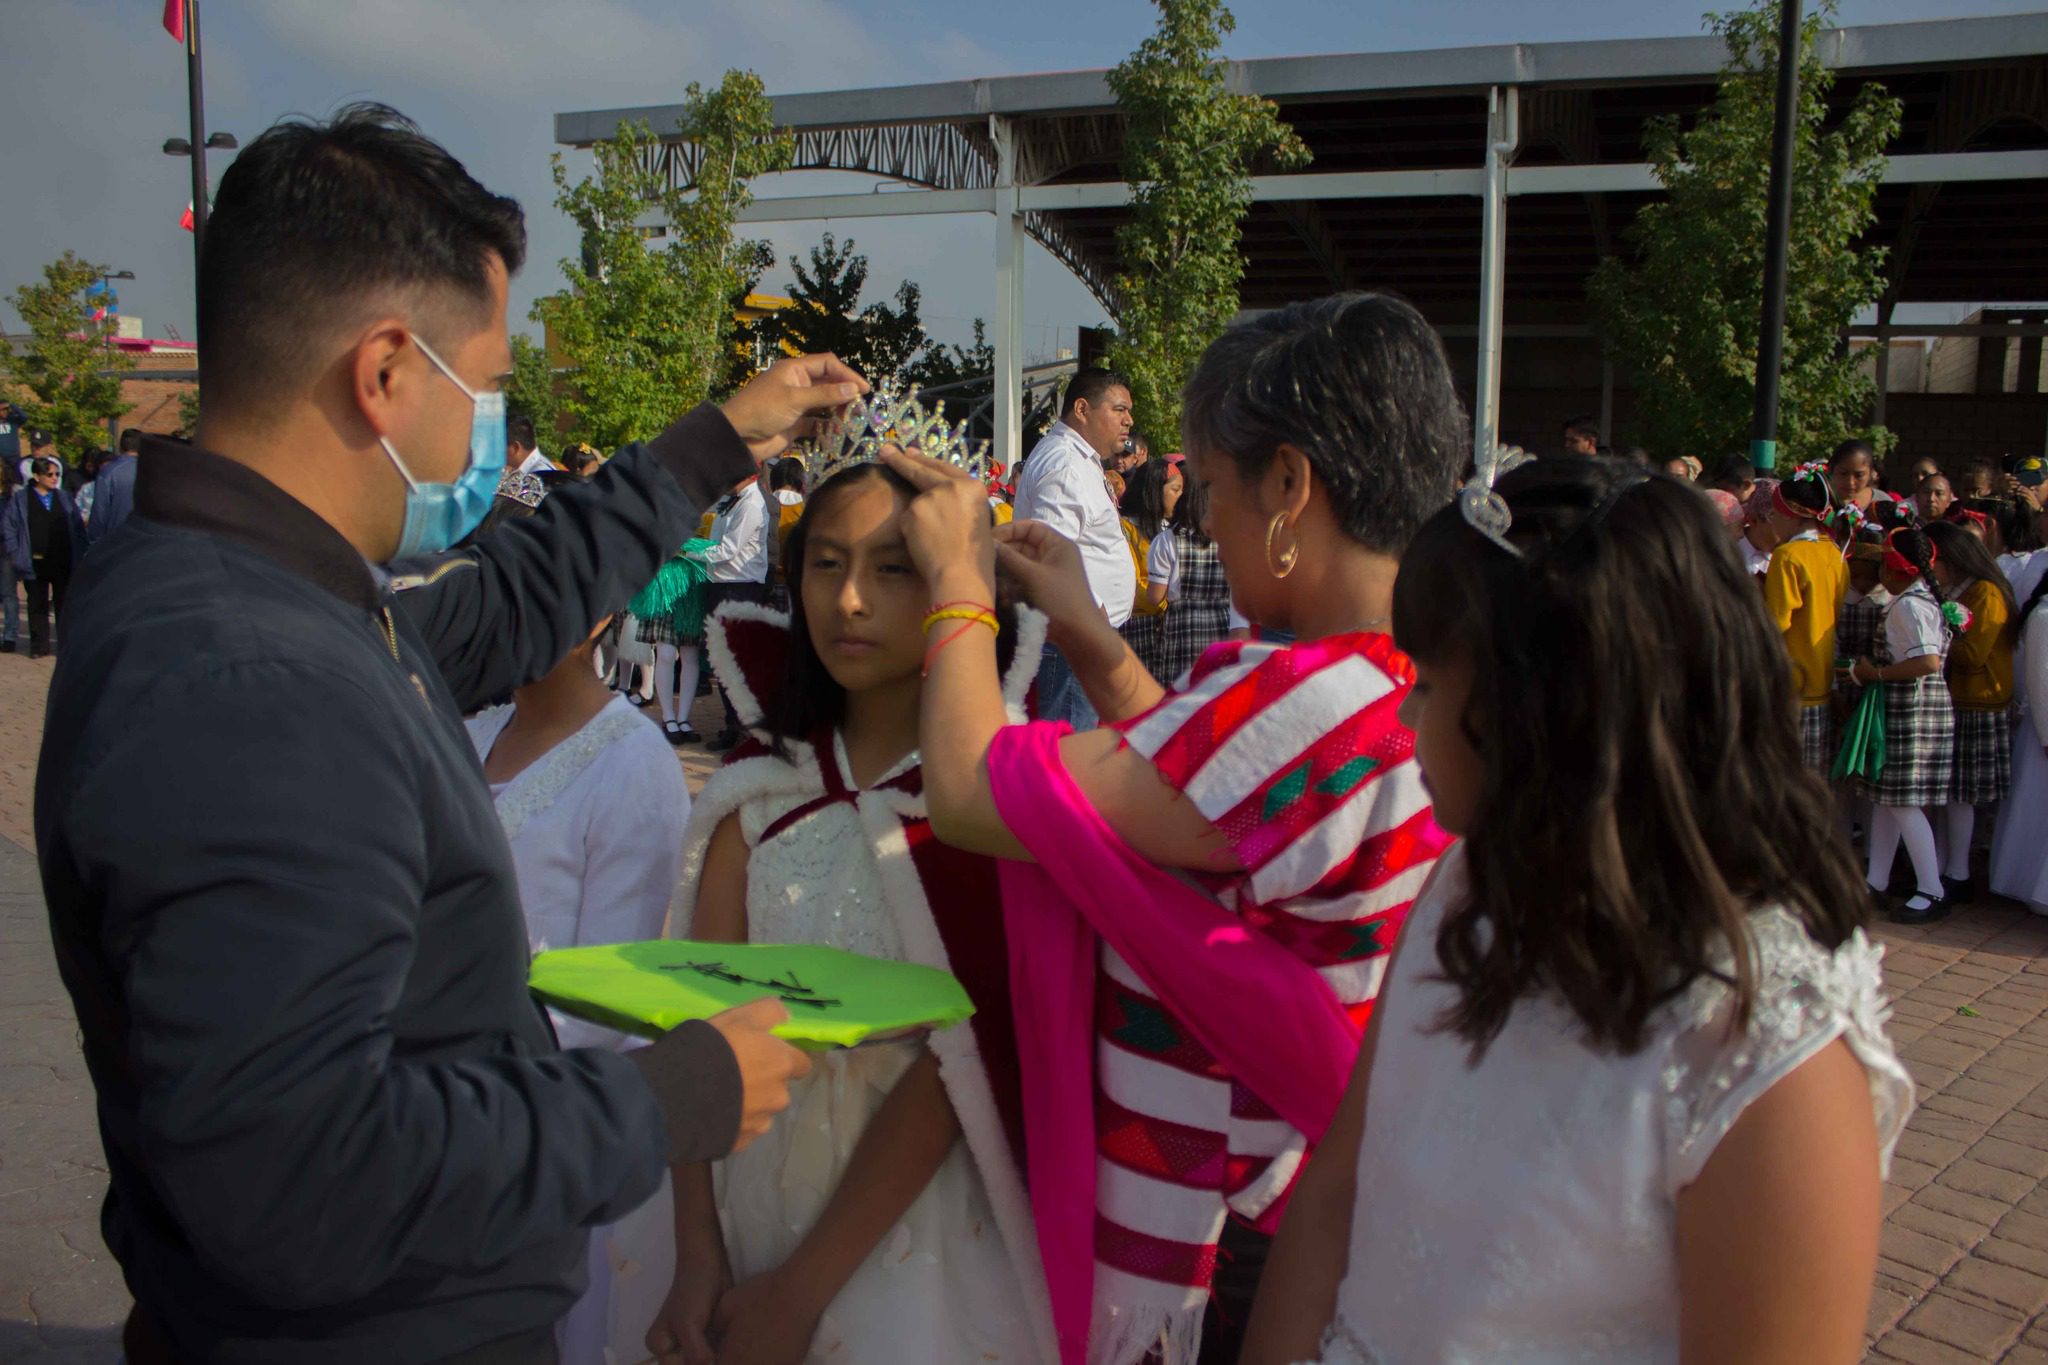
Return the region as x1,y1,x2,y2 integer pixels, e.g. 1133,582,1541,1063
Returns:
35,104,847,1364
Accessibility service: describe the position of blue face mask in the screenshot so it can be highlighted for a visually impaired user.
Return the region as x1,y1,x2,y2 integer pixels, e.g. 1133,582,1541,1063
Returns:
377,334,507,559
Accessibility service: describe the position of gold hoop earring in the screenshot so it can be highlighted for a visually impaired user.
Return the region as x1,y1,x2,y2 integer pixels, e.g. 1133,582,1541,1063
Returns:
1265,512,1299,580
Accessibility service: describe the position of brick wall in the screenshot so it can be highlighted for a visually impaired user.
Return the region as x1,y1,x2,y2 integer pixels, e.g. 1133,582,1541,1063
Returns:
1883,392,2048,474
111,347,196,440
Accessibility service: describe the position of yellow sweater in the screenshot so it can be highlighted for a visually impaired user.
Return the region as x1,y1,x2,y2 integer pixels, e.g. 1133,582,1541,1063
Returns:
1949,578,2015,710
1764,534,1848,705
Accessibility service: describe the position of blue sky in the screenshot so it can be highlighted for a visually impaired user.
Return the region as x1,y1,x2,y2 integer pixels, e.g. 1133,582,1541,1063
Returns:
0,0,2034,358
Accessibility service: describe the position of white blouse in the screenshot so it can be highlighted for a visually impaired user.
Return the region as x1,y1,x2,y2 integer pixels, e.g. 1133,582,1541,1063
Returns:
1146,530,1181,605
467,696,690,1050
1884,581,1948,663
1313,847,1912,1364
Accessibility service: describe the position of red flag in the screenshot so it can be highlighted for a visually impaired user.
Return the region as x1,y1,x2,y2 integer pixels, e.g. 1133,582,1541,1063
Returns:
162,0,186,43
179,201,195,232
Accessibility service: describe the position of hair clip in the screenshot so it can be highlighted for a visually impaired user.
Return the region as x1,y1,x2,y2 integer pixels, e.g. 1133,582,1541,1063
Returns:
1459,444,1531,557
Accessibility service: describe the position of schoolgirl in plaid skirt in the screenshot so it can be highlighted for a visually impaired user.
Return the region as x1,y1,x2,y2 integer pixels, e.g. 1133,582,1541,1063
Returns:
1927,520,2020,893
1848,528,1961,919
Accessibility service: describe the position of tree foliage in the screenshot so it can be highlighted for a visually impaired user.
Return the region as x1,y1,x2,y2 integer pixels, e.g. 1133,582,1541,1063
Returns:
1588,0,1901,468
740,233,930,386
1105,0,1308,452
529,71,791,450
2,251,134,460
505,333,561,445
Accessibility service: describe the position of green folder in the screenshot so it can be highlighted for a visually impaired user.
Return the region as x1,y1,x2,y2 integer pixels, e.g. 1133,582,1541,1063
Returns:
529,940,975,1050
1831,683,1887,785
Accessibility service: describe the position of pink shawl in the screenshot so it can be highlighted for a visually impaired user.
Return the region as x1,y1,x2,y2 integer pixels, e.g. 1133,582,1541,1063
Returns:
992,720,1361,1364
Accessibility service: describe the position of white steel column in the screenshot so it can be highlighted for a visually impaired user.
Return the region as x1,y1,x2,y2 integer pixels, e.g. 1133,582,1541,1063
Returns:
1475,85,1518,463
992,116,1026,474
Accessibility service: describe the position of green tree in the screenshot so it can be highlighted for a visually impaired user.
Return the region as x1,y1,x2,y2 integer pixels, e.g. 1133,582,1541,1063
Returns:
2,251,134,459
742,233,929,385
505,333,561,443
176,387,201,436
1105,0,1308,452
1588,0,1901,468
531,70,791,449
903,317,995,393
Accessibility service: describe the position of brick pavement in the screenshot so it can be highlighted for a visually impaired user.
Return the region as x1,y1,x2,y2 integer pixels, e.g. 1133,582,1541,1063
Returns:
3,639,2048,1360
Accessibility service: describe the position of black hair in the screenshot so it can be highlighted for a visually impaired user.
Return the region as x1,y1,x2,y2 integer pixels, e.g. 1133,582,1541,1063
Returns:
1562,414,1600,444
1778,468,1830,518
30,457,59,480
1925,520,2017,622
560,445,600,476
1120,459,1174,541
772,463,1020,757
1885,527,1959,636
767,458,806,494
1061,367,1129,419
1618,446,1654,467
1830,438,1876,469
199,102,526,421
1959,495,2035,553
1710,455,1756,489
1180,292,1466,556
506,413,537,451
118,427,142,454
1170,464,1210,539
1391,458,1870,1057
1869,497,1914,532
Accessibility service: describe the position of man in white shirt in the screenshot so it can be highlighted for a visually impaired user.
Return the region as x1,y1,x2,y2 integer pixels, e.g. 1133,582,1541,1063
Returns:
703,475,772,748
509,413,554,475
1013,367,1136,727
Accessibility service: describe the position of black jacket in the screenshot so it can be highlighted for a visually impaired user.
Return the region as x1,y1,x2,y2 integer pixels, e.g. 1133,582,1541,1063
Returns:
36,408,753,1363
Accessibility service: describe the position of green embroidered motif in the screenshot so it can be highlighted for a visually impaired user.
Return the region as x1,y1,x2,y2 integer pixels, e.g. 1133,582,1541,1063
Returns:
1111,992,1184,1053
1316,755,1380,797
1263,762,1312,822
1336,920,1386,961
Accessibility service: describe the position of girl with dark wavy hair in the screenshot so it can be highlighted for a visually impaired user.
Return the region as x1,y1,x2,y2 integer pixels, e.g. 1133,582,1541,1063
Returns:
1240,458,1911,1365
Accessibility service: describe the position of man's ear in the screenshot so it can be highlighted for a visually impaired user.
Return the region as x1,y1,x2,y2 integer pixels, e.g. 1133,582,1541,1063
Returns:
350,319,415,441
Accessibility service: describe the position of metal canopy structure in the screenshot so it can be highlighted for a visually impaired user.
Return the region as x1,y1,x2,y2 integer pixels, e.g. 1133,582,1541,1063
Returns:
559,13,2048,467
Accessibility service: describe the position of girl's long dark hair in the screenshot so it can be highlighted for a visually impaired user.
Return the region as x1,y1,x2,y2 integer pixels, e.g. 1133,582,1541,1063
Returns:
770,462,1019,758
1171,467,1211,541
1926,520,2017,621
1120,460,1174,542
1392,460,1871,1057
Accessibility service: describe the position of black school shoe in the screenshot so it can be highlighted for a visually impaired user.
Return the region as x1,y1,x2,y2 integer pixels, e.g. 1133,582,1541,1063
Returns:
1943,875,1978,906
708,728,742,753
1890,892,1952,926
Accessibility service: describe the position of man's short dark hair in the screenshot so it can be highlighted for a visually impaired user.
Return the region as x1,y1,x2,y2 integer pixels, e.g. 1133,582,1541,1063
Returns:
32,457,60,479
118,427,142,454
198,102,526,421
1563,414,1600,445
506,413,537,452
1061,367,1130,419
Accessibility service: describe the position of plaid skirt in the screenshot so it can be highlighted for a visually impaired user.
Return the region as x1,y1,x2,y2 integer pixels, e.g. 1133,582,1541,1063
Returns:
1799,703,1836,774
1952,706,2013,806
1120,611,1167,681
1869,676,1956,808
635,611,693,647
1161,533,1233,685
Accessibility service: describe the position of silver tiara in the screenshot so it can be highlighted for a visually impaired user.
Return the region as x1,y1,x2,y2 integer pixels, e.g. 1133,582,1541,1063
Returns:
812,382,993,484
1459,444,1533,556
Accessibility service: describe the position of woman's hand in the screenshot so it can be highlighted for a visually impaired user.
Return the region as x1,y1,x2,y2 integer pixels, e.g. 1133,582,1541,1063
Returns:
879,447,997,601
645,1251,732,1365
1850,658,1878,685
710,1270,824,1365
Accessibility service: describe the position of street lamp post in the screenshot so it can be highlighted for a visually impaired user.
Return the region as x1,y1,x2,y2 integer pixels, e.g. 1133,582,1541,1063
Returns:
1750,0,1806,473
160,1,236,338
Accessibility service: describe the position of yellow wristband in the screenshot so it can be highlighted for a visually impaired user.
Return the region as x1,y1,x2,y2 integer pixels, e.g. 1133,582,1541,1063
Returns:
922,607,999,636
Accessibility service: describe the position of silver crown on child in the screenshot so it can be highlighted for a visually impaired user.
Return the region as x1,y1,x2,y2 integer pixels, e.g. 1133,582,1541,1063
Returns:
812,383,995,483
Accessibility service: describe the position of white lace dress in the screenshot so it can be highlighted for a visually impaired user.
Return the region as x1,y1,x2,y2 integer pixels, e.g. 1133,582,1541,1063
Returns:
709,737,1042,1364
1307,847,1914,1364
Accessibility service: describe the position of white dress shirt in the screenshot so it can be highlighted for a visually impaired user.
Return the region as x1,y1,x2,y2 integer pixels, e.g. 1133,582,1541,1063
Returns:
1014,420,1136,627
516,448,554,475
706,481,771,584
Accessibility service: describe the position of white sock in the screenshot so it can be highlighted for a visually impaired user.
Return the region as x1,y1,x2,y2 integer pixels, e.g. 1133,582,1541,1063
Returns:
1896,806,1945,900
654,643,680,723
1943,804,1976,882
674,646,703,730
1867,804,1903,891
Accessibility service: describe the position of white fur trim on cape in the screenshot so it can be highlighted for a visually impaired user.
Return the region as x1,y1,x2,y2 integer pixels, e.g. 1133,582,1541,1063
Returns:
702,599,791,737
662,740,1061,1365
1004,605,1050,724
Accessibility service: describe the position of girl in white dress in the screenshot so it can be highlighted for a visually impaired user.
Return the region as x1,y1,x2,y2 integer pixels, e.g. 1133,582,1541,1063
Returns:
1244,458,1913,1365
647,462,1056,1365
1991,571,2048,912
